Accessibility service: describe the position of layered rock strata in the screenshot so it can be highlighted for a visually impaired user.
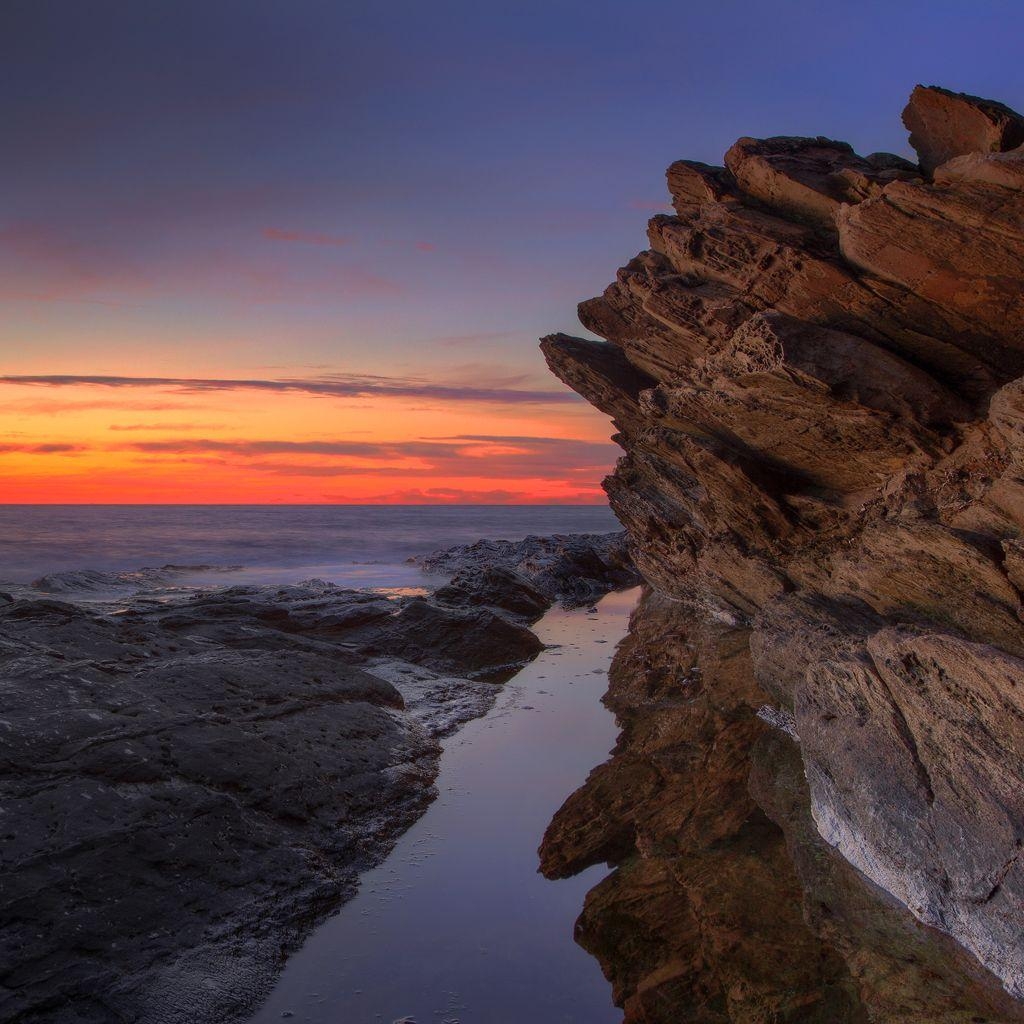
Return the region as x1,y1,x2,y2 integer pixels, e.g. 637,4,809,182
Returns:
541,86,1024,1014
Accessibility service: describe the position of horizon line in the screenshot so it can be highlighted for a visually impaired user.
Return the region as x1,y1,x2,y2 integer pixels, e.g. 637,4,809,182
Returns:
0,501,613,507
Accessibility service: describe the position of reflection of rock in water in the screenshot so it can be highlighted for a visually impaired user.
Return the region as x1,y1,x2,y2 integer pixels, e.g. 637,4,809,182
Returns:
541,589,1024,1023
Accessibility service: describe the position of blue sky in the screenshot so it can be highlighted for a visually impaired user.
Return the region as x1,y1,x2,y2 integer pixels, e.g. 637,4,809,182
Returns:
2,0,1023,501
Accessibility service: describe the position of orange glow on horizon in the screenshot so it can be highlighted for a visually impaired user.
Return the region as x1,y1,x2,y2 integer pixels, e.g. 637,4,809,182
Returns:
0,381,617,504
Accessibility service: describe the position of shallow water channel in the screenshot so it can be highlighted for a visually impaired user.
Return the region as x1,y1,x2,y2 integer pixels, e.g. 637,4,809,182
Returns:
249,587,639,1024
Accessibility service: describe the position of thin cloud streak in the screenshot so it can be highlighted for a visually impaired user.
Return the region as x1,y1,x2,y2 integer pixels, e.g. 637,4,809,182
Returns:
126,438,455,457
108,422,226,431
115,434,619,480
7,397,206,414
0,443,85,454
358,486,605,504
262,227,351,246
0,373,580,405
428,433,606,445
431,331,516,347
120,435,614,458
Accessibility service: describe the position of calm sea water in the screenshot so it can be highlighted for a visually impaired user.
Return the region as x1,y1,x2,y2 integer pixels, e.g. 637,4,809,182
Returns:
0,505,620,587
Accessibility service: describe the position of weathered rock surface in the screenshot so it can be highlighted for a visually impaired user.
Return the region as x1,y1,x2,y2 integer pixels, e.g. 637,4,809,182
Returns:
542,589,1024,1023
432,565,551,621
542,86,1024,1015
1,532,629,1024
903,84,1024,176
416,530,638,608
1,595,430,1024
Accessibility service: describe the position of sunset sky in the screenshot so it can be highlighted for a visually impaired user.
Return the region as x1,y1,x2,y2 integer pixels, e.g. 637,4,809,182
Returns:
4,0,1022,503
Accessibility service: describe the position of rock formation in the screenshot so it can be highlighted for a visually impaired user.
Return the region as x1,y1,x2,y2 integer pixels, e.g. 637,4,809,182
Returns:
415,531,638,607
541,86,1024,1018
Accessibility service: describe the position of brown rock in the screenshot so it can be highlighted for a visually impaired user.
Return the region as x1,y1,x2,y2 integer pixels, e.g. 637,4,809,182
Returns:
934,145,1024,189
723,135,914,230
666,159,739,212
796,628,1024,998
542,84,1024,1011
541,591,866,1023
539,332,656,431
651,311,963,496
752,729,1024,1024
713,311,969,427
837,177,1024,374
543,591,1024,1021
647,202,997,388
903,84,1024,176
578,257,755,381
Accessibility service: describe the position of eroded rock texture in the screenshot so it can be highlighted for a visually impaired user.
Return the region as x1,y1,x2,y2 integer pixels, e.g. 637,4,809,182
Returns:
541,86,1024,1016
416,530,638,607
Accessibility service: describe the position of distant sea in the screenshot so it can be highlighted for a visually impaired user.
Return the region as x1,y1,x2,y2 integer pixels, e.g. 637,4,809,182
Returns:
0,504,621,588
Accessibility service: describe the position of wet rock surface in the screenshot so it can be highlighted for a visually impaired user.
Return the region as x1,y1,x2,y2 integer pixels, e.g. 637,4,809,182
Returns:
542,86,1024,1017
0,536,625,1023
416,530,638,608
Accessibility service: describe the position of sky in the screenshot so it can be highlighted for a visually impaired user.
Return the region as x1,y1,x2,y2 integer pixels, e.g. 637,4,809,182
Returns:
2,0,1023,503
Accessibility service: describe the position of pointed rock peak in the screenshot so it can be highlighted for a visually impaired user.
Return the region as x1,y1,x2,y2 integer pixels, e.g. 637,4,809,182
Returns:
723,135,916,230
665,160,738,213
902,84,1024,176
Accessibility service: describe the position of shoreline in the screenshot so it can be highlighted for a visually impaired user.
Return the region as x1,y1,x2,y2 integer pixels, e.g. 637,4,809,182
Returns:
0,531,635,1024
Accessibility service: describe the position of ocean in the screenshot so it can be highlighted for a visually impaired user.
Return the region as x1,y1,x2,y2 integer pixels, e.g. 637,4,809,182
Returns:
0,504,621,588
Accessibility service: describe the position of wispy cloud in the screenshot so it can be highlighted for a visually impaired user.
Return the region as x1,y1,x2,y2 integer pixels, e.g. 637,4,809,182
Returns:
262,227,351,246
7,398,206,414
1,292,131,308
261,229,439,257
124,438,452,457
357,486,605,504
431,331,517,348
0,373,580,405
0,443,85,454
0,221,147,304
121,435,612,458
628,198,673,211
110,433,618,480
0,220,398,304
108,422,226,431
240,264,400,300
429,433,602,445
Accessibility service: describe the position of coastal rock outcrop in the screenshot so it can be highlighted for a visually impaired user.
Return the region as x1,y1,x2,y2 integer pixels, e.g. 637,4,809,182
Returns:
416,531,638,608
541,86,1024,1016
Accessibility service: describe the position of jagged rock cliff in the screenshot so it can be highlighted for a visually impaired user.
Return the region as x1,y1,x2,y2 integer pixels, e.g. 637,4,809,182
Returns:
541,86,1024,1016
